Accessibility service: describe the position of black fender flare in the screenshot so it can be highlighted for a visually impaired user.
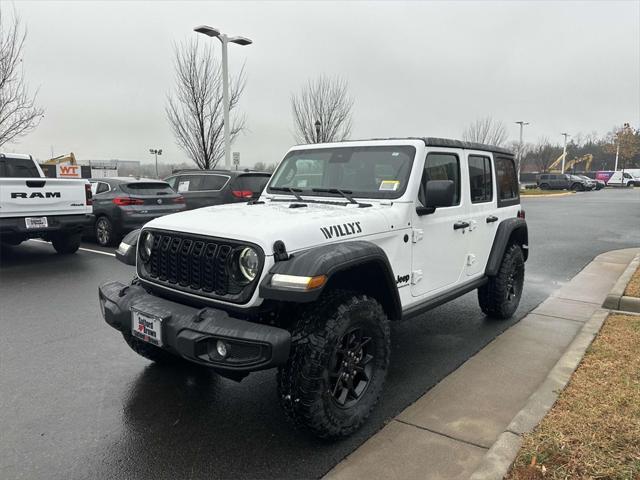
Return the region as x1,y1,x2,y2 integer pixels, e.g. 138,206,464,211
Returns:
485,218,528,276
259,240,402,320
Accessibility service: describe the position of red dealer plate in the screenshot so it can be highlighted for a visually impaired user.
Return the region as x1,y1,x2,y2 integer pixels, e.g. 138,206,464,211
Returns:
131,308,163,347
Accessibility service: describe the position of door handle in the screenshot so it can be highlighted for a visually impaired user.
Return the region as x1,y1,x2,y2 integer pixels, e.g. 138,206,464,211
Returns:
453,221,470,230
486,215,498,223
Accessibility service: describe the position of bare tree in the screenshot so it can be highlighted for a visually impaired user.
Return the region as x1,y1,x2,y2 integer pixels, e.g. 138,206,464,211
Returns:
462,117,508,146
529,137,561,172
0,8,44,147
291,75,353,144
166,39,246,170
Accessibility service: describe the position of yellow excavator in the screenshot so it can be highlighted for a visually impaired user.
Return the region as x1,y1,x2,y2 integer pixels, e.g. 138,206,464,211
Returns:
42,152,78,165
548,153,593,173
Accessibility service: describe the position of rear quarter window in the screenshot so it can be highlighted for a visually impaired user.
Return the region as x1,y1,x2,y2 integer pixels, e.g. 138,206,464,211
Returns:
495,156,519,207
200,174,230,191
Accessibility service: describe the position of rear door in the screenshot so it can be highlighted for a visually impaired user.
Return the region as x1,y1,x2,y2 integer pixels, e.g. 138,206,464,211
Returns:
120,182,184,216
464,152,496,277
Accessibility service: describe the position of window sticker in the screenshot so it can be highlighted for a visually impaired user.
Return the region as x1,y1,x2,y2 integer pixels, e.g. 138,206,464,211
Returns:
379,180,400,191
177,180,190,192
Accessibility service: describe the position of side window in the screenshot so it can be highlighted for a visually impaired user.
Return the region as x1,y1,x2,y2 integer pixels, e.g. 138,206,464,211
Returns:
540,174,548,180
177,175,203,192
419,152,460,207
495,156,519,206
468,155,493,203
96,182,110,194
200,174,229,191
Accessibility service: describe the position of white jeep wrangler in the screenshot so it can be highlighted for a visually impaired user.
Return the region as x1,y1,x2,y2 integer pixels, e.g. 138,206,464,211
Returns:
99,138,528,438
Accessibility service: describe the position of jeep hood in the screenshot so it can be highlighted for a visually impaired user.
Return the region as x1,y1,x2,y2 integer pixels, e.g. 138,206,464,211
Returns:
144,200,402,255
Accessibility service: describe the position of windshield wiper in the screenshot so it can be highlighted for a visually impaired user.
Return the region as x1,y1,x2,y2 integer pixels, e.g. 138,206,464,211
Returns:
311,188,371,207
269,186,304,201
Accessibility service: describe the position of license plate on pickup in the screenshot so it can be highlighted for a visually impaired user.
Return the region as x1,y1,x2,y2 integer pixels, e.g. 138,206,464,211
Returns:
131,308,163,347
25,217,48,229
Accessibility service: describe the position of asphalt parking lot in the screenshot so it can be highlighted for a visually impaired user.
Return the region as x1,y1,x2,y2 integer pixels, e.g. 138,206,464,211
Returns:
1,188,639,480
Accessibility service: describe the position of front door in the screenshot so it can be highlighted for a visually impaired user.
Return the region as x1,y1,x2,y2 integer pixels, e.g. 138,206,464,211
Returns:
411,151,469,297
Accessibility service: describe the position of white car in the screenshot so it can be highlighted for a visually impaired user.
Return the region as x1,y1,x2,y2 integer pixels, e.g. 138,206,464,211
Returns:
0,153,93,253
99,137,528,438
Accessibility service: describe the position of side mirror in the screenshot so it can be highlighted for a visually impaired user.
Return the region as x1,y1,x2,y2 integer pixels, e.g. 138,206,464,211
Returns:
416,180,455,216
115,229,140,266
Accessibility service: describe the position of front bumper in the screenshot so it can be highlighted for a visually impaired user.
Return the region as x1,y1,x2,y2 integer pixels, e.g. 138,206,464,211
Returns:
98,281,290,373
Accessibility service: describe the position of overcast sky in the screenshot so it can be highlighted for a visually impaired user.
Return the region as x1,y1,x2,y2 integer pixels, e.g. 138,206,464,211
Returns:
6,0,640,168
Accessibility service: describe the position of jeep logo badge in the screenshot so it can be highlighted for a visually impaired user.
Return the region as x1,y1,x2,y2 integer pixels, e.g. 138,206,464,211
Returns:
157,199,162,205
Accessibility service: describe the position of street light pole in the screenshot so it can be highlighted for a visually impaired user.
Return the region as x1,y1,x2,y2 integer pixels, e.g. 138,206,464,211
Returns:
149,148,162,178
561,133,570,173
194,25,252,170
515,121,529,183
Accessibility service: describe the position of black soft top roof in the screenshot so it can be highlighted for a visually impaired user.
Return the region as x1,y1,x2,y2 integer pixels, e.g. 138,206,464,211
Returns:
329,137,514,156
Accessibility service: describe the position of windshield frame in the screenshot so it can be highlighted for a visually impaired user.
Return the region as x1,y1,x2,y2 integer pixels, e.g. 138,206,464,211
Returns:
266,145,416,200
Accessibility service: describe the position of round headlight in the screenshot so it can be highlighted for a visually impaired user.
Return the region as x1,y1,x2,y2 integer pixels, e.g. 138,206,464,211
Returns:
140,231,154,261
238,247,259,282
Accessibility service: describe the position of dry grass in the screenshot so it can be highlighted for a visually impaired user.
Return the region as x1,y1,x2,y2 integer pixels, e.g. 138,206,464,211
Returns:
507,314,640,480
520,189,573,196
624,265,640,298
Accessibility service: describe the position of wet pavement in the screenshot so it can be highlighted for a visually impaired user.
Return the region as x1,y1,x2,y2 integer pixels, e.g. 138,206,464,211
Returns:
1,187,638,480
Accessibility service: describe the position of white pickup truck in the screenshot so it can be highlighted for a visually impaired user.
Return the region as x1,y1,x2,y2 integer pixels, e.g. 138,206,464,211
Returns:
0,153,94,254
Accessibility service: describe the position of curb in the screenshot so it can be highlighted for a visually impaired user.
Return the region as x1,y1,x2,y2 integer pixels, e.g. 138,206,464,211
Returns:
602,253,640,313
468,309,609,480
520,191,575,198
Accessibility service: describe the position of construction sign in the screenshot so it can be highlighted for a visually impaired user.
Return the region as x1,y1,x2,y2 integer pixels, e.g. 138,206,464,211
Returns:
56,163,82,179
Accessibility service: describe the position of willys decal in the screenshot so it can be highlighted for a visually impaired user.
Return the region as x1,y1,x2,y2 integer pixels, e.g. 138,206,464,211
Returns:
320,221,362,240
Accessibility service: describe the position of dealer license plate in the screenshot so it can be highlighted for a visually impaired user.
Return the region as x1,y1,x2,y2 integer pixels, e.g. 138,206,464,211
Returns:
25,217,48,229
131,309,163,347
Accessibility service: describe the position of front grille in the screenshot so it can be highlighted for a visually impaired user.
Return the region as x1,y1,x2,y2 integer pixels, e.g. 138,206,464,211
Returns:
138,230,262,304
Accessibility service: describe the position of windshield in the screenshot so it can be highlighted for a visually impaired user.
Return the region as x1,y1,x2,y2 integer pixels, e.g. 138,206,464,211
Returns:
267,145,416,199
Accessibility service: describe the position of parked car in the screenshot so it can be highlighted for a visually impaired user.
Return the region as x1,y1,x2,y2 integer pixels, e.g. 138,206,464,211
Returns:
568,175,595,191
576,175,604,190
101,137,528,439
536,173,590,191
0,153,93,254
164,169,271,210
89,177,186,246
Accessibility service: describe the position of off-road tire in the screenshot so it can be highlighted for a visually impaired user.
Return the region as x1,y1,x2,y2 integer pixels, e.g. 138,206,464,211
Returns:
277,290,391,439
122,331,183,364
478,244,525,319
95,216,116,247
51,233,81,254
539,183,549,190
571,183,584,191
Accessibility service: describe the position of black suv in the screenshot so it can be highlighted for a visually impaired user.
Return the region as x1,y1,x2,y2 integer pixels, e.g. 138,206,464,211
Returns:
164,169,271,210
537,173,591,191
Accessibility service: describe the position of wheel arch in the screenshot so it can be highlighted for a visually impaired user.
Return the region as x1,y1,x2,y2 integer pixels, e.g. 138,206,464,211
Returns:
485,218,528,277
259,240,402,321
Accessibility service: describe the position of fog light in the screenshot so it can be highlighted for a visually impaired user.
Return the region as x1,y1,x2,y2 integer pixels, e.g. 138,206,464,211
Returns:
216,340,228,358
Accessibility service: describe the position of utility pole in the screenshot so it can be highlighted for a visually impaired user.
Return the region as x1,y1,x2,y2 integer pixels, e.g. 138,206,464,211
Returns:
561,133,570,173
515,121,529,183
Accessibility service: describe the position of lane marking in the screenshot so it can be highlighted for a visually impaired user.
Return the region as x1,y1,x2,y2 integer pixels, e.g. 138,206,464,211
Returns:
30,239,116,257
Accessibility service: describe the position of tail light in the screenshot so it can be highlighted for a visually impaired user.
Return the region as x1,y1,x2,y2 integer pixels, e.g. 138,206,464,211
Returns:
113,197,144,206
232,190,253,199
173,196,185,204
85,183,93,206
517,210,525,219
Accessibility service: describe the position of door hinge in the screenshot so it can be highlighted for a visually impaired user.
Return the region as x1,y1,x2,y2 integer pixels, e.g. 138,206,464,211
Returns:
411,270,423,285
412,228,423,243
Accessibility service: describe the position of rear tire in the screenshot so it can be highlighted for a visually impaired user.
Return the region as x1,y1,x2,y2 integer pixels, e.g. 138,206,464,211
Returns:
277,290,391,439
95,216,116,247
571,183,584,191
539,183,549,190
122,332,183,364
51,233,81,254
478,244,525,319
